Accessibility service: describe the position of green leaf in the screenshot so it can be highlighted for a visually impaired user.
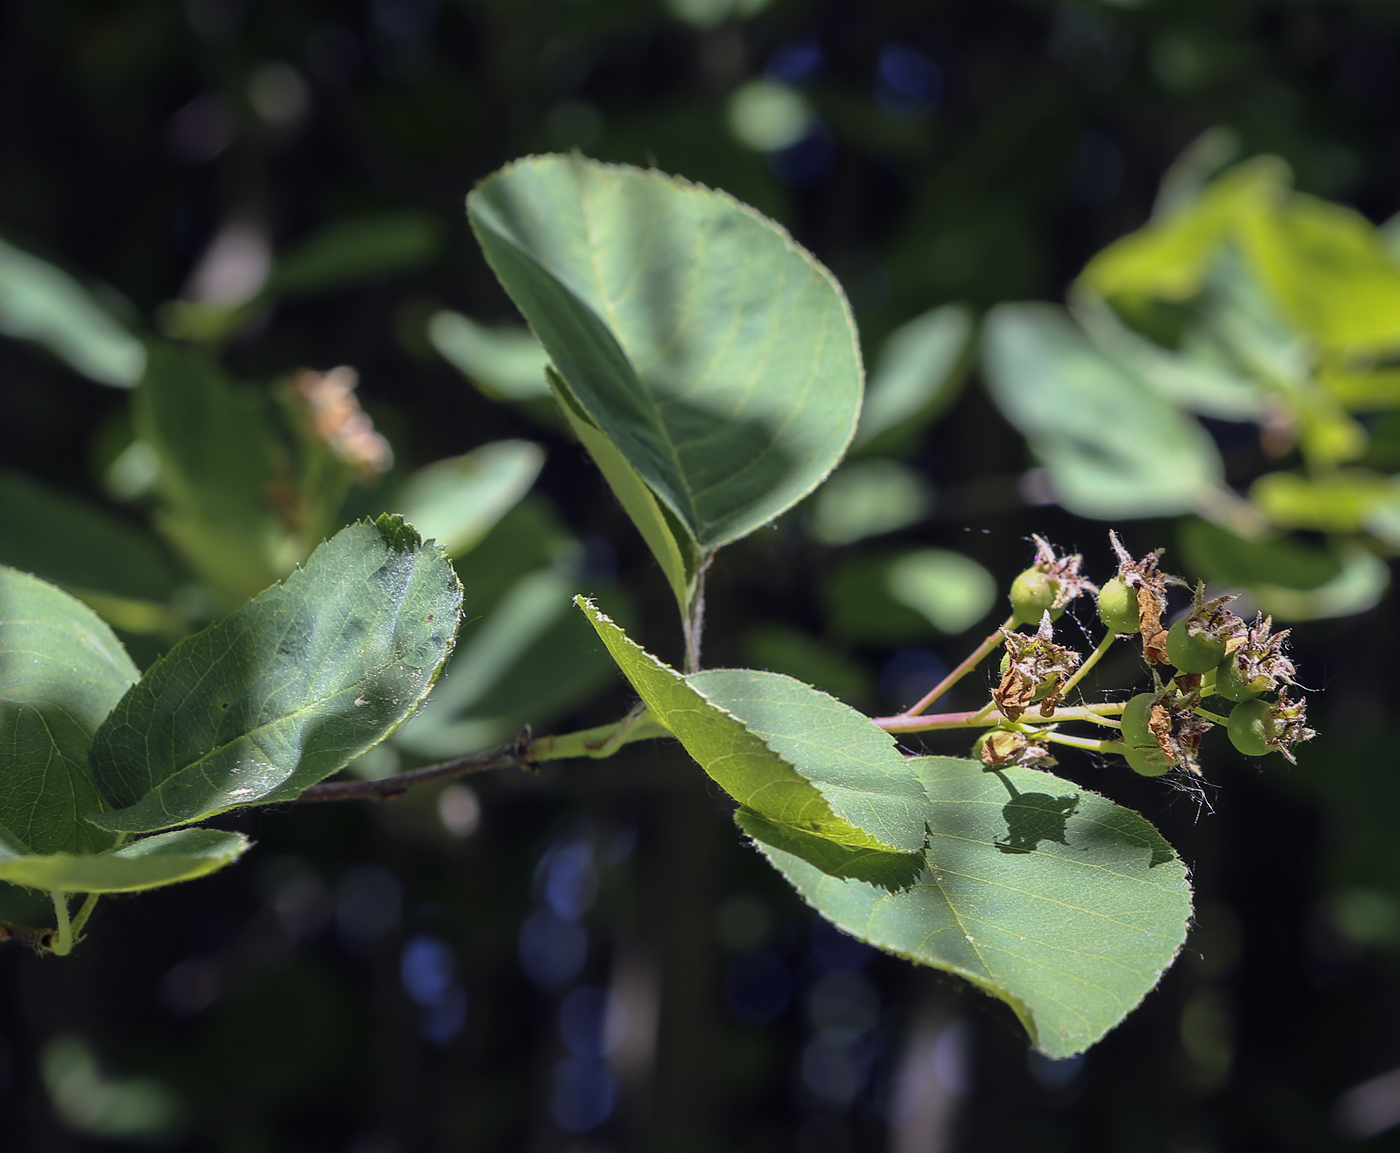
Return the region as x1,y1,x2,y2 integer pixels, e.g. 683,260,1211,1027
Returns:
428,311,552,403
1319,365,1400,411
1071,292,1268,423
885,549,998,635
808,460,932,547
1241,194,1400,355
740,759,1192,1058
135,343,287,607
0,235,146,386
0,568,139,854
1078,157,1285,305
468,154,863,551
1177,517,1387,621
261,212,442,301
577,598,924,852
824,551,941,644
854,304,974,451
88,515,462,833
1250,469,1398,534
549,367,698,609
0,470,177,602
0,828,250,894
982,303,1223,519
395,440,544,558
1177,517,1342,592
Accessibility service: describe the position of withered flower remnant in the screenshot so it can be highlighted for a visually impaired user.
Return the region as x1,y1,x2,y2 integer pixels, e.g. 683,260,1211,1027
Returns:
995,613,1082,720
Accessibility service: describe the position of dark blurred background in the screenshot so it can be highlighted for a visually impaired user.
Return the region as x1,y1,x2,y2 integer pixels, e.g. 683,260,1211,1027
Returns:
4,1,1400,1150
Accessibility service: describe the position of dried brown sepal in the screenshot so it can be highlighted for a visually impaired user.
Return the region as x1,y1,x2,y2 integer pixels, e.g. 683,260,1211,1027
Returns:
1235,613,1297,691
1147,700,1174,758
1184,582,1244,646
994,613,1082,721
1027,535,1100,610
980,729,1056,769
1138,587,1170,665
1174,672,1203,694
1109,530,1179,665
1148,683,1213,775
994,664,1036,721
1267,688,1315,765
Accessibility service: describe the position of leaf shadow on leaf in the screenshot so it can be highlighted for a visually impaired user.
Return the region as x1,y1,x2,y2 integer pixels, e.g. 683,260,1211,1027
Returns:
1073,800,1177,870
988,770,1081,855
735,808,925,893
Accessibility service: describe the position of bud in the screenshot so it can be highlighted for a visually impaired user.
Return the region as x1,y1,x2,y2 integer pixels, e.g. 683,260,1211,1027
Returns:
1217,613,1296,700
1215,655,1268,702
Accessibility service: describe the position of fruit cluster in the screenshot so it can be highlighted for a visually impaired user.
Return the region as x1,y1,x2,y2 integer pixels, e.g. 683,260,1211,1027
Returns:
995,532,1314,777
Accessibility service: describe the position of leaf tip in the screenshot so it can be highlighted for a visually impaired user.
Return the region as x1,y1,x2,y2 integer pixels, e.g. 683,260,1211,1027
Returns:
372,512,424,552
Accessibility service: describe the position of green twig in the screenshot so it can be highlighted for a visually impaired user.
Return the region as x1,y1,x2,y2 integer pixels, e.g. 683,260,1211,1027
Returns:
295,707,672,803
902,614,1016,717
872,701,1126,734
530,706,670,761
1039,731,1121,753
49,893,72,957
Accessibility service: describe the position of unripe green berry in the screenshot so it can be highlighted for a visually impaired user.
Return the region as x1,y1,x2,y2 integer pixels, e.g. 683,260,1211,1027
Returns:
1214,656,1268,702
1227,698,1273,757
1097,576,1139,635
1009,569,1063,626
1119,693,1175,776
1166,618,1228,674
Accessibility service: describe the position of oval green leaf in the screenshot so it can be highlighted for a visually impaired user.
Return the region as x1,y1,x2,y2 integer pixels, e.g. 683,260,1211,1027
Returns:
0,235,146,386
394,569,625,759
854,304,973,451
136,343,286,608
428,310,552,403
395,439,544,558
468,154,863,551
577,598,923,853
0,470,177,603
262,212,442,301
0,569,139,854
982,302,1223,519
0,828,250,894
740,758,1192,1058
88,515,462,833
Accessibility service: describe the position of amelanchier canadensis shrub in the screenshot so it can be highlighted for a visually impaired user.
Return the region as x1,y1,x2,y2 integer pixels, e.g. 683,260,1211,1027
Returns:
0,154,1323,1059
